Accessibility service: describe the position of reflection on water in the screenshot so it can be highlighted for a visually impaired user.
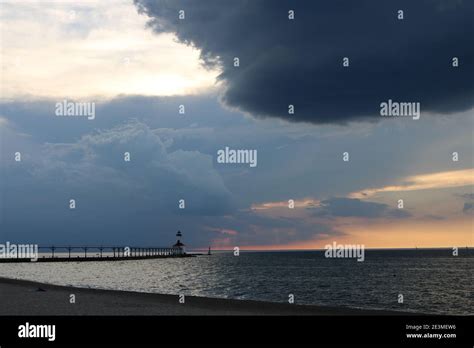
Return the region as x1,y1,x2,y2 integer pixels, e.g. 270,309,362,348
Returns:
0,249,472,315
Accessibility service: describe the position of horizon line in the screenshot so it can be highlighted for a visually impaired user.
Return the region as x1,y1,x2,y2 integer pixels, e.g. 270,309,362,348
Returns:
191,246,473,252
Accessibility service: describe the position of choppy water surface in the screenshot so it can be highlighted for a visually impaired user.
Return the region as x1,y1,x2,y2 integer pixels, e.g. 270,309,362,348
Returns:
0,249,472,314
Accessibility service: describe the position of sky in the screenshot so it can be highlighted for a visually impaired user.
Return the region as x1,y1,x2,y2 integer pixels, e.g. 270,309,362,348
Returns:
0,0,472,249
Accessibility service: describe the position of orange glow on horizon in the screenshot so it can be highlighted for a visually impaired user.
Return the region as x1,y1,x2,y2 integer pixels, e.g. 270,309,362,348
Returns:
205,216,473,250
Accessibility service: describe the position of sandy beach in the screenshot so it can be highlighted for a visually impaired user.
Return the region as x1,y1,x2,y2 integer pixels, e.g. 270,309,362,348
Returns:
0,277,410,316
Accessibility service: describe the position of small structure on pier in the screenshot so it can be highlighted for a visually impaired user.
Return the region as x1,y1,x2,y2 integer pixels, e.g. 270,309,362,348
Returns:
173,230,186,255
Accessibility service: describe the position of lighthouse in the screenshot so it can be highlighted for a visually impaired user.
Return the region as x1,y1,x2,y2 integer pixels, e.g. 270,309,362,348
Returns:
173,230,186,255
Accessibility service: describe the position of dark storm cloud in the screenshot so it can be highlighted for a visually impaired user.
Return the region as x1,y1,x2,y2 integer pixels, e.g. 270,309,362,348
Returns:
134,0,474,124
313,197,411,219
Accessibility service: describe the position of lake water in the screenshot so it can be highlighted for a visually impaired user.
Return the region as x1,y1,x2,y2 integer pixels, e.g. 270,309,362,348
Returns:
0,249,472,315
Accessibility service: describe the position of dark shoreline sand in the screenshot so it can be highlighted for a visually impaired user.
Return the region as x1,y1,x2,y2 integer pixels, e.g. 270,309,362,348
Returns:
0,277,414,316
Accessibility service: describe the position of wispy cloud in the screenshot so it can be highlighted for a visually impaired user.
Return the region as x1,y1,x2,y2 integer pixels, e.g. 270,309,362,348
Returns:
350,169,474,198
251,198,320,210
204,227,238,236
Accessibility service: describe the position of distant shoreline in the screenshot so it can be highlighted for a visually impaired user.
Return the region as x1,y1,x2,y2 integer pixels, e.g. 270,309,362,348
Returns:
0,277,414,316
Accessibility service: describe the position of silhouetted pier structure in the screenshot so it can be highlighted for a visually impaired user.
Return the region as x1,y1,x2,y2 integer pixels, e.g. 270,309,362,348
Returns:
0,246,192,263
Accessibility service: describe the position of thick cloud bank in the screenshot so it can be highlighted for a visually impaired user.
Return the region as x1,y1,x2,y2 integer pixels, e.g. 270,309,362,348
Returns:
135,0,473,124
1,121,234,243
313,197,411,219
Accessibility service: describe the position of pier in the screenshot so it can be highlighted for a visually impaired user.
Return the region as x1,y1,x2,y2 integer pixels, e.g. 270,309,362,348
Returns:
0,246,193,263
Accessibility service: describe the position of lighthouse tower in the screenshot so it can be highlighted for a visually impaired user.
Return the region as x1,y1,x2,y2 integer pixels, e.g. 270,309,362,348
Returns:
173,230,186,255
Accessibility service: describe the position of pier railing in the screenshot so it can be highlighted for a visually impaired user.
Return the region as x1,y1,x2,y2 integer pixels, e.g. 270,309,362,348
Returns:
0,246,188,263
